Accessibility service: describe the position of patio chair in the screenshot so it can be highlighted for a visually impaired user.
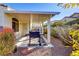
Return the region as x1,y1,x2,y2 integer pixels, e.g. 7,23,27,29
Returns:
29,31,42,46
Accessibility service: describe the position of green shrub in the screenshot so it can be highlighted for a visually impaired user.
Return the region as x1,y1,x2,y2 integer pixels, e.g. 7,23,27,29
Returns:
51,21,65,27
51,28,58,38
0,27,15,55
70,50,79,56
51,26,73,46
69,29,79,50
65,19,79,25
69,29,79,56
72,24,79,29
51,25,79,56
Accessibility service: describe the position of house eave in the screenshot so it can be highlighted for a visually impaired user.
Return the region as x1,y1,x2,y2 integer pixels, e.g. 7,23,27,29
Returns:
4,10,60,15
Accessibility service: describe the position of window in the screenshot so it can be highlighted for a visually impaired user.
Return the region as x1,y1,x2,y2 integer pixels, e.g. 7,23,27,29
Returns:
12,18,19,32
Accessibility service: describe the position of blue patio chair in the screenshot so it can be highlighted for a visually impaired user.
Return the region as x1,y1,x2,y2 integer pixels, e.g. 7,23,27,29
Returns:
29,31,41,46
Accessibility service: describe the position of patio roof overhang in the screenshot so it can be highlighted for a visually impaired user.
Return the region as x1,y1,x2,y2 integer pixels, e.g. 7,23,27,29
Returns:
4,10,60,15
4,10,60,27
4,10,60,47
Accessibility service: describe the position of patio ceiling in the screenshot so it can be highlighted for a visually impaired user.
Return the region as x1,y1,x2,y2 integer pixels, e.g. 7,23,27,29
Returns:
5,11,60,25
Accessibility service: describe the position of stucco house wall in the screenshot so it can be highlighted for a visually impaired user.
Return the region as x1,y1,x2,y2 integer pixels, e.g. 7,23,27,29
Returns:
5,14,29,39
0,6,6,27
0,6,29,39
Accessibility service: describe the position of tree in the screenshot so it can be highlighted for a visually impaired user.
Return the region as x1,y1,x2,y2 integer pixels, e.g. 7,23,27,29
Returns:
57,3,79,8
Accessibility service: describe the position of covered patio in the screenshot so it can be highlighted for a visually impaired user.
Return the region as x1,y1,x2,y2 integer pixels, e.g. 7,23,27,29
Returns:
4,10,59,47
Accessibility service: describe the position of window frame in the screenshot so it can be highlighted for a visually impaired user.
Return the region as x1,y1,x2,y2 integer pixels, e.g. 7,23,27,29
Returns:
12,18,19,32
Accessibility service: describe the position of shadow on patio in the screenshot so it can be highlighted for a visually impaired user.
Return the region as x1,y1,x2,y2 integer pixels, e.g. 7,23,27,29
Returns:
16,35,47,47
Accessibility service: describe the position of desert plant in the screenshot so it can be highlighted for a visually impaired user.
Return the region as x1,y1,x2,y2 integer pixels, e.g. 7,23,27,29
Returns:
51,21,65,27
51,28,58,38
0,27,15,55
51,26,73,46
69,29,79,50
70,50,79,56
65,19,79,26
51,25,79,55
72,24,79,29
69,29,79,56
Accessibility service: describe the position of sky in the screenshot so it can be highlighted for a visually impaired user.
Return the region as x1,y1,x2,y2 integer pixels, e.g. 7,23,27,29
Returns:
5,3,79,21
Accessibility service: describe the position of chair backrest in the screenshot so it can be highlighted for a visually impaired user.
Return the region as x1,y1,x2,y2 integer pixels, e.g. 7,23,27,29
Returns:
29,31,40,38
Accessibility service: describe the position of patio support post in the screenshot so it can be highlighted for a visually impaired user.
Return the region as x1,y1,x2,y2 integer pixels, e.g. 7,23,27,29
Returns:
47,19,51,44
30,14,33,30
41,22,44,34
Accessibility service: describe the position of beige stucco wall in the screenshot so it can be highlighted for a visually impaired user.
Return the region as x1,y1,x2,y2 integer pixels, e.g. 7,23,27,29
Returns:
0,6,6,27
3,14,29,39
0,6,13,28
19,21,29,37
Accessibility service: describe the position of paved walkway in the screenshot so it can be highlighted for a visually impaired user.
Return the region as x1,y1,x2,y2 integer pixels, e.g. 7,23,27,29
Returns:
51,38,72,56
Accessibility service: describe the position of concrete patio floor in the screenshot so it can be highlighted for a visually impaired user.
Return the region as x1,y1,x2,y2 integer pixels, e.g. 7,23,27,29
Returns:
15,36,46,47
11,36,48,56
